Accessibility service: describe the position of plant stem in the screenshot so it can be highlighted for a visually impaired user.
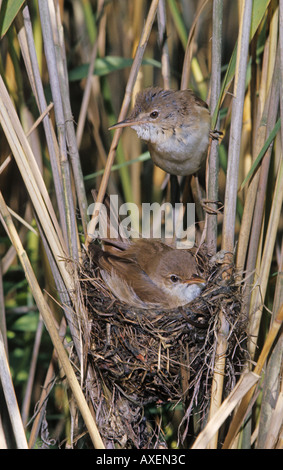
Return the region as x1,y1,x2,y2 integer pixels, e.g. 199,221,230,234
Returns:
207,0,253,449
85,0,160,247
206,0,223,254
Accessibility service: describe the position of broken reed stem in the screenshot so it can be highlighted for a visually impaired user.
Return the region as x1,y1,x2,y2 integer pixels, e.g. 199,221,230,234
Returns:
85,0,160,247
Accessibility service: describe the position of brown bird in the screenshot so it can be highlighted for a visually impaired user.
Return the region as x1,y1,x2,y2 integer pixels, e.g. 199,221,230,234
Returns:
109,87,211,176
90,238,205,309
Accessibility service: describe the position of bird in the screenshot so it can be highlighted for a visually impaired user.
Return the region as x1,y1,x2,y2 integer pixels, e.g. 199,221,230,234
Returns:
89,238,206,309
109,87,211,177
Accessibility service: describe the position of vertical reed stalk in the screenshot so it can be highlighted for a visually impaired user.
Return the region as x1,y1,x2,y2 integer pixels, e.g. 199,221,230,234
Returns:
207,0,253,448
38,0,79,259
51,1,89,239
206,0,223,254
222,0,253,257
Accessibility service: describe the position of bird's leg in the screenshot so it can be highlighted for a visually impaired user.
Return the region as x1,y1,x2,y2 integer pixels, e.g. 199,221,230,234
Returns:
209,129,223,141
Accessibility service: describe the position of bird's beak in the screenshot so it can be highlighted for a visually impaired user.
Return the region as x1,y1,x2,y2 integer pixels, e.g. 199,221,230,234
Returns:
108,118,143,130
109,118,141,130
184,276,206,285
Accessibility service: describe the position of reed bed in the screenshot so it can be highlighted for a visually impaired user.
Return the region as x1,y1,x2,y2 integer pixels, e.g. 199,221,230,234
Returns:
0,0,282,449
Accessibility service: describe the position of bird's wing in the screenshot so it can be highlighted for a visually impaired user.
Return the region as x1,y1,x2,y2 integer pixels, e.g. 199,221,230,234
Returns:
94,247,167,307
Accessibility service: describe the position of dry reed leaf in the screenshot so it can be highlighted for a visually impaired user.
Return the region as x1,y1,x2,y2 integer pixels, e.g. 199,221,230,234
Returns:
192,371,259,448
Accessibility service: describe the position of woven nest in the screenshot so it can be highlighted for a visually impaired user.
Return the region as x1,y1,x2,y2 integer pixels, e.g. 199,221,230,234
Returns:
79,244,248,447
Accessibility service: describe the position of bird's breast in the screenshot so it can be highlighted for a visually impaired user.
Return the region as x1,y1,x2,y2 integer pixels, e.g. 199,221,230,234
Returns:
132,120,209,166
147,126,209,175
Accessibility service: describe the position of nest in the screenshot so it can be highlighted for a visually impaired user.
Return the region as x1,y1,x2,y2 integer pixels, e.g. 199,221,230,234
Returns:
79,245,248,448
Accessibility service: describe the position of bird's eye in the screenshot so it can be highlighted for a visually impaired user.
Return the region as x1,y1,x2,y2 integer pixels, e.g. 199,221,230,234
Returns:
170,275,179,283
150,110,159,119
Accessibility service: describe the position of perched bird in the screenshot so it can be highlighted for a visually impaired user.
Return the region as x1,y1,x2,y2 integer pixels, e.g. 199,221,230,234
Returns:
90,238,206,309
109,87,211,176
